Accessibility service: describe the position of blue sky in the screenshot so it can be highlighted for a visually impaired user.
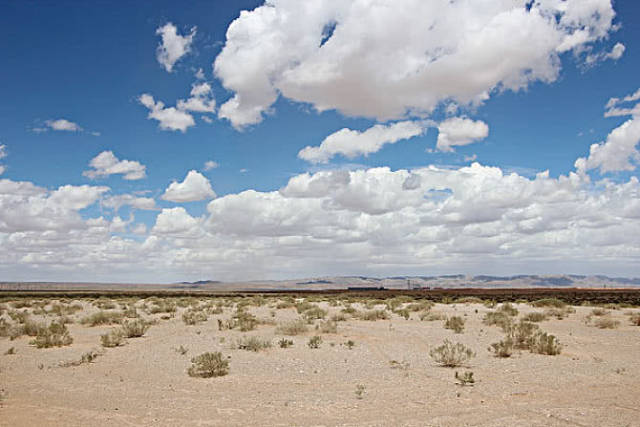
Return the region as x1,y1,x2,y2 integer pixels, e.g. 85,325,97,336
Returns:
1,1,640,282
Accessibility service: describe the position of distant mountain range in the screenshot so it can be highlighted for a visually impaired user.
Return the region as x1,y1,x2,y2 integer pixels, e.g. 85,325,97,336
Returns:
4,274,637,291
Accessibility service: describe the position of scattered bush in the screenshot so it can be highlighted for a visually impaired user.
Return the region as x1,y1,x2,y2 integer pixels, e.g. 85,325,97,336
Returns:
355,384,365,399
319,320,338,334
522,312,547,322
531,298,566,308
182,309,208,325
101,329,125,347
80,311,123,327
120,320,149,338
483,311,513,331
345,340,355,349
188,352,229,378
31,321,73,348
497,303,519,317
591,308,610,316
593,317,619,329
420,311,445,321
444,316,465,333
455,371,475,386
278,338,294,348
330,313,348,322
489,337,514,358
303,306,328,322
430,340,475,367
307,335,322,349
356,309,389,321
234,336,272,352
530,332,562,355
4,347,16,355
629,313,640,326
276,319,308,336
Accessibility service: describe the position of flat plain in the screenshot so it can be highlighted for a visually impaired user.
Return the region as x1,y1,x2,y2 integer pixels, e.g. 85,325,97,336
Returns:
1,294,639,426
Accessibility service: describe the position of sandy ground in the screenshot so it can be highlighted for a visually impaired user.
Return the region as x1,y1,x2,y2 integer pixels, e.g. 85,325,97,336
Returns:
1,298,639,427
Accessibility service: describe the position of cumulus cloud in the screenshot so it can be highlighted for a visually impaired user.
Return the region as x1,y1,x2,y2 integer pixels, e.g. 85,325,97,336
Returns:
298,121,425,164
436,117,489,152
214,0,617,128
139,93,196,132
156,22,196,72
161,170,216,202
0,144,6,175
176,82,216,113
575,118,640,174
44,119,82,132
83,151,147,180
152,207,201,236
102,194,157,212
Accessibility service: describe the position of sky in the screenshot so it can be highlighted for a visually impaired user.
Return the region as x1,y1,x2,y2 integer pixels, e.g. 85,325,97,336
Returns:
1,0,640,283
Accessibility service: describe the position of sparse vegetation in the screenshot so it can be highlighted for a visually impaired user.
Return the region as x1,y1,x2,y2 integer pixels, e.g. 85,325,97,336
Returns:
278,338,294,348
489,337,514,357
276,319,308,335
101,329,126,347
188,352,229,378
31,321,73,348
530,332,562,355
430,340,475,367
307,335,322,349
355,309,389,321
444,316,465,333
455,371,475,386
81,311,123,326
234,336,272,352
182,309,208,325
522,312,547,322
120,319,150,337
355,384,365,399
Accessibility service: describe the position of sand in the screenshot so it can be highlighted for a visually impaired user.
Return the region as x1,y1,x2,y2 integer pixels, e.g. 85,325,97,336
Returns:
1,298,639,427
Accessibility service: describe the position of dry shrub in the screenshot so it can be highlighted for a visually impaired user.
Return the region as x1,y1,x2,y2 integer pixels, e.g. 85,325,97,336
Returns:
188,352,229,378
276,319,308,335
522,312,547,322
101,329,125,347
430,339,475,367
444,316,465,333
31,321,73,348
234,336,272,352
356,309,389,321
120,319,149,338
80,311,123,327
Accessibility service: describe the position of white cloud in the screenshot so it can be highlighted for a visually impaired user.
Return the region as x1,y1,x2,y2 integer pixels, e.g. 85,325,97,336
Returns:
298,121,425,164
436,117,489,152
214,0,617,128
132,223,148,235
0,145,7,160
161,170,216,202
575,117,640,174
0,166,5,175
83,151,147,180
45,119,82,132
152,207,201,236
102,194,157,212
204,160,219,171
605,88,640,118
585,42,626,66
176,82,216,113
139,93,196,132
156,22,196,72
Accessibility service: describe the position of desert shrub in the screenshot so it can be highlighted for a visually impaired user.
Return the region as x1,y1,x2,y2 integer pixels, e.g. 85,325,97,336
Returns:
345,340,355,349
182,309,208,325
406,301,435,312
48,303,83,316
444,316,465,333
235,310,258,332
531,298,566,308
278,338,294,348
0,318,10,337
10,300,33,309
497,303,519,317
629,313,640,326
22,320,45,337
522,312,547,322
543,307,575,320
455,297,484,305
318,320,338,334
188,352,229,378
355,384,365,399
430,340,475,367
455,371,475,386
489,337,514,358
8,310,29,324
303,306,328,322
330,313,348,322
307,335,322,349
530,332,562,355
483,311,513,331
93,299,117,310
4,346,16,355
510,321,539,349
276,301,295,310
593,317,619,329
120,320,149,338
31,321,73,348
356,309,389,321
146,300,177,314
80,311,123,326
393,308,411,320
420,311,445,321
276,319,308,336
295,301,315,314
101,329,125,347
341,305,358,315
234,336,272,352
123,305,139,318
591,308,610,316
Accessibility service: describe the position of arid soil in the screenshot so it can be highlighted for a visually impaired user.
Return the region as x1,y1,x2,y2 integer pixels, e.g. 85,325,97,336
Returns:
1,296,639,427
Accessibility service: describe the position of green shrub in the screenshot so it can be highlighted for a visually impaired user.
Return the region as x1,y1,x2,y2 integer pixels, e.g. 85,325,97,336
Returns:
430,340,475,367
444,316,465,333
497,303,519,317
188,352,229,378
